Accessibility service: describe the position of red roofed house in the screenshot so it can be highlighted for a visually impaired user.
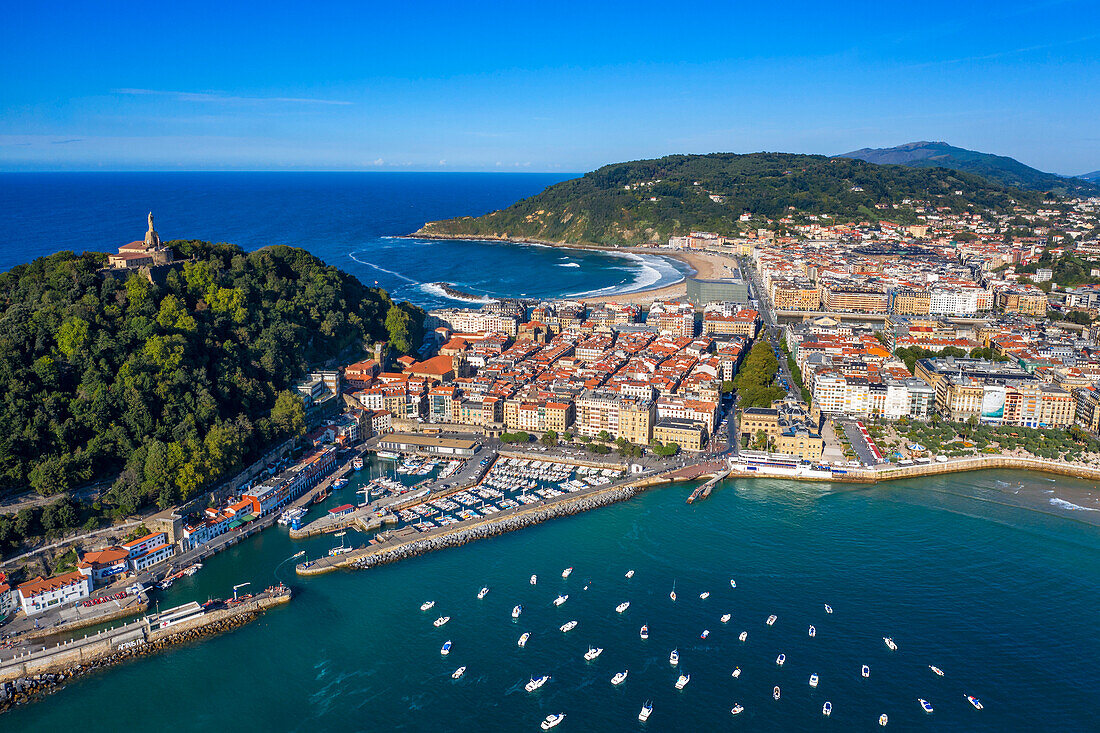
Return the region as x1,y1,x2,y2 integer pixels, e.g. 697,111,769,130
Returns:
77,547,131,585
17,571,92,615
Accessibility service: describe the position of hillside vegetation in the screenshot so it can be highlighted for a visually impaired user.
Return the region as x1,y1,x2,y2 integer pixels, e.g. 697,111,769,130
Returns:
840,141,1098,196
417,152,1044,246
0,242,422,512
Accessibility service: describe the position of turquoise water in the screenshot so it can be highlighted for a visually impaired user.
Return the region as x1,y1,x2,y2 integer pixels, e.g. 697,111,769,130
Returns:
8,468,1100,731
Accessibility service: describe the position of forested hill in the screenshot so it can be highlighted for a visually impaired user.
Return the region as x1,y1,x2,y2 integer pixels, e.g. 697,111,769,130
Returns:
840,141,1099,196
0,241,423,511
416,153,1044,247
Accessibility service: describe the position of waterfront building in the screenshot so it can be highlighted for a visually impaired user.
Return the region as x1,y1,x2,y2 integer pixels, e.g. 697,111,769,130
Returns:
76,547,130,585
17,571,92,616
685,277,749,306
376,433,480,457
652,418,706,451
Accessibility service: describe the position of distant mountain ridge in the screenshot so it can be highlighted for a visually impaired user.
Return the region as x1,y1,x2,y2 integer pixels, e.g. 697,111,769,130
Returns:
839,141,1098,195
417,152,1043,247
1081,170,1100,182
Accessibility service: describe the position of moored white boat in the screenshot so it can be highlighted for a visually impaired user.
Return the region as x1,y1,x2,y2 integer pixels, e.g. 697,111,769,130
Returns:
930,665,944,676
669,649,679,666
440,640,452,655
738,631,748,642
420,600,435,611
773,685,781,700
561,567,573,579
639,624,649,639
730,579,737,588
541,713,565,730
730,704,744,715
824,603,833,614
512,605,523,619
615,601,630,613
518,632,530,647
862,664,870,678
638,701,652,722
477,586,489,600
530,574,537,585
966,695,983,710
584,646,603,661
451,666,465,679
553,594,568,607
560,620,577,632
883,636,897,651
525,675,550,692
700,629,710,639
766,614,777,626
776,653,786,666
675,673,690,690
731,666,741,678
808,625,816,637
625,569,635,578
823,701,832,716
699,591,710,600
720,613,731,623
610,670,628,685
879,713,888,726
919,698,934,713
809,673,819,688
433,616,450,627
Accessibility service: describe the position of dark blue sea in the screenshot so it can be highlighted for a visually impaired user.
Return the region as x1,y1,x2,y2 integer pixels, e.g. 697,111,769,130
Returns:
2,174,1100,731
0,173,691,309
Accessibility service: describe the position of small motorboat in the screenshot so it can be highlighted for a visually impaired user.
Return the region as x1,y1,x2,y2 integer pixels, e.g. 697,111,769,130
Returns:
560,620,577,632
809,673,819,688
451,666,465,679
477,587,489,600
700,629,710,639
929,665,944,677
730,579,737,588
530,574,537,585
670,590,677,602
773,685,781,700
540,713,565,730
610,670,628,686
966,695,983,710
699,591,710,600
584,646,603,661
808,625,816,637
766,615,777,626
638,701,652,722
561,567,573,579
824,603,833,614
730,704,744,715
440,640,452,655
879,713,888,726
720,613,731,623
512,605,523,619
525,675,550,692
675,673,690,690
615,601,630,613
518,632,530,647
420,600,435,611
776,653,786,666
919,699,934,714
669,649,679,666
738,631,748,642
731,667,741,678
433,616,450,627
823,701,832,717
626,569,635,579
640,624,649,639
883,636,898,651
553,594,569,607
862,664,870,678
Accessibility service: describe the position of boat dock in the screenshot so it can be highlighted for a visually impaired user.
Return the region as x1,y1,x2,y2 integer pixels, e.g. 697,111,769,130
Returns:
686,468,731,503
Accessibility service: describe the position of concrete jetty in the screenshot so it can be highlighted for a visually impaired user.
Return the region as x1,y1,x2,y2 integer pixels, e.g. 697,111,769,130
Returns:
686,468,730,503
0,586,291,713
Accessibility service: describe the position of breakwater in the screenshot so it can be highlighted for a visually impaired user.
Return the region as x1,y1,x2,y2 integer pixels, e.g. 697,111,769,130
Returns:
0,588,291,713
298,484,639,575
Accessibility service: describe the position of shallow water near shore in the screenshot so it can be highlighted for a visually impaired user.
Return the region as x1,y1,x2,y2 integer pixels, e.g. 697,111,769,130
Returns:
7,467,1100,731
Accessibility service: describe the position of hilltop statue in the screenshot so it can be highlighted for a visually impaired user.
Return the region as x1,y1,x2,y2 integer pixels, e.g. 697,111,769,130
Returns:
144,211,161,248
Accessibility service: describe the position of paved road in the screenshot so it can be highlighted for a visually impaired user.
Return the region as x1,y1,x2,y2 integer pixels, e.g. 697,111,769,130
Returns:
839,419,877,466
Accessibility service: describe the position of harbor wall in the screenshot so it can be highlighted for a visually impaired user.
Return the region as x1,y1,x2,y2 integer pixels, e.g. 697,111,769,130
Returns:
821,455,1100,484
0,590,291,710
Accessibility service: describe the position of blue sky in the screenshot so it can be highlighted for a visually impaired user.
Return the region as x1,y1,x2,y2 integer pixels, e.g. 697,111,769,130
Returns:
2,0,1098,173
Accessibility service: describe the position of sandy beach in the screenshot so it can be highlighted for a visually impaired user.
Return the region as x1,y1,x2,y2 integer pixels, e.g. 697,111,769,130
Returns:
580,247,737,305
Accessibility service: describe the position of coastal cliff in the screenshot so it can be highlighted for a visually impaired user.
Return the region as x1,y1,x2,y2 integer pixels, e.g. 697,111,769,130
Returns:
415,152,1044,247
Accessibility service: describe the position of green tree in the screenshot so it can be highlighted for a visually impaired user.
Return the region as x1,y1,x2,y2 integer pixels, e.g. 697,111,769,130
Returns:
269,391,306,439
56,317,90,357
386,305,413,354
541,430,558,447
